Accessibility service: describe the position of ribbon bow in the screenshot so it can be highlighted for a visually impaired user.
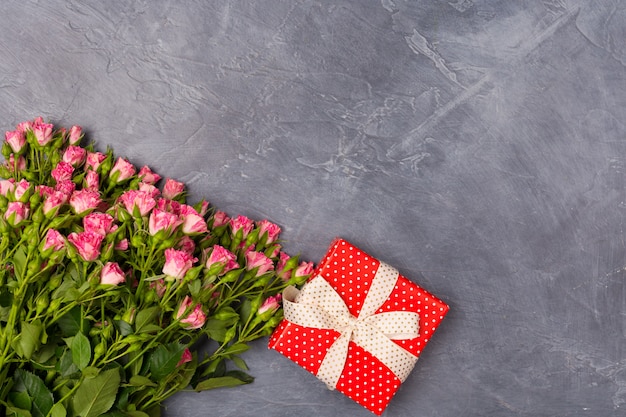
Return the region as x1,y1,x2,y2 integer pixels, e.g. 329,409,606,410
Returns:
283,261,420,389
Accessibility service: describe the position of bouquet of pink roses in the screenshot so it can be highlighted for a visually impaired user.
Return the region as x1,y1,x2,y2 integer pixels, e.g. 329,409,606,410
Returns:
0,118,313,417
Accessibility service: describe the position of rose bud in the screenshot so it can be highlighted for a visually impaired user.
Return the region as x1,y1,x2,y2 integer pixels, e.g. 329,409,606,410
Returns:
31,120,54,146
109,157,136,183
69,190,101,215
245,251,274,277
68,125,83,145
4,201,29,226
138,165,161,185
62,145,87,167
5,130,26,153
67,231,104,261
162,178,185,200
205,245,239,276
100,262,125,286
148,207,182,238
85,151,107,171
257,219,281,245
162,248,197,280
51,161,75,183
83,212,116,236
229,214,254,239
175,296,206,329
176,348,193,367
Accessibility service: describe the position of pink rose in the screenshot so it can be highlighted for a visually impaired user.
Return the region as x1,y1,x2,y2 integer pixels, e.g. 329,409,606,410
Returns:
68,231,104,262
0,179,15,197
68,125,83,145
138,182,160,198
266,243,281,259
176,235,196,255
149,279,167,298
257,294,282,316
5,130,26,153
84,170,100,192
43,191,67,217
148,207,183,237
162,178,185,200
175,296,206,329
55,180,76,198
180,205,207,235
197,200,210,216
69,189,101,215
32,121,54,146
162,248,197,280
276,252,292,281
36,185,54,198
119,190,156,217
85,151,107,171
13,179,30,201
62,145,87,167
295,261,314,280
16,121,32,133
205,245,239,274
109,157,136,183
211,210,229,228
4,202,29,226
138,165,161,185
5,155,26,171
115,239,129,251
245,251,274,277
100,262,125,285
176,348,193,367
83,212,116,236
230,215,254,238
257,219,281,244
41,229,65,252
51,161,75,183
157,198,181,215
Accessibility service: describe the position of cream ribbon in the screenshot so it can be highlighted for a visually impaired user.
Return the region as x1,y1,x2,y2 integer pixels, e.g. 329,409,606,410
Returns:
282,261,420,390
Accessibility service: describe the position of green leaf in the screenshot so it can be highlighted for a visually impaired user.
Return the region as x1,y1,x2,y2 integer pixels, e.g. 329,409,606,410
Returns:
128,375,157,387
187,279,201,297
8,391,32,410
13,369,54,417
136,324,162,334
148,342,187,381
222,343,249,356
203,319,227,342
18,321,43,360
225,370,254,384
13,246,27,281
231,355,249,371
50,403,67,417
57,349,79,378
71,368,121,417
123,412,150,417
114,320,133,337
81,367,99,379
31,342,57,365
6,405,32,417
57,306,87,337
200,357,225,378
194,375,252,391
71,332,91,370
239,298,252,324
134,306,160,333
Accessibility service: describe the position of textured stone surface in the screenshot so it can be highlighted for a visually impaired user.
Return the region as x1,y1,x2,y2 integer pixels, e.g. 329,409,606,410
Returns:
1,1,625,416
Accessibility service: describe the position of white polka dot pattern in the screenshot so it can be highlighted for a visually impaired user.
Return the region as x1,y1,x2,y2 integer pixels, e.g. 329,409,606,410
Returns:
268,238,450,416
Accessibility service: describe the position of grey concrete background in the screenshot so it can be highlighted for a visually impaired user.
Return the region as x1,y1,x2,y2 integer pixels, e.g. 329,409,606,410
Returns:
1,1,625,416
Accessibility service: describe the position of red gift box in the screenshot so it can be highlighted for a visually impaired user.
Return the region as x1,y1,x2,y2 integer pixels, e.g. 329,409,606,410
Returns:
268,238,449,415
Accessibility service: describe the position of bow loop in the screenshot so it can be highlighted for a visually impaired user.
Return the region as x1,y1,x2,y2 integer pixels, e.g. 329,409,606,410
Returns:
282,261,419,390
